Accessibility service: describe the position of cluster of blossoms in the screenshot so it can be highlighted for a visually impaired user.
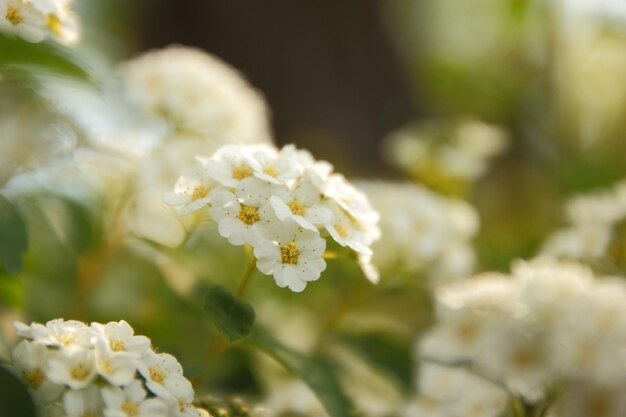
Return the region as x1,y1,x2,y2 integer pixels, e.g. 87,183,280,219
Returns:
11,319,205,417
165,143,380,292
383,119,508,194
0,0,79,44
118,46,272,144
414,258,626,416
542,179,626,268
357,181,478,284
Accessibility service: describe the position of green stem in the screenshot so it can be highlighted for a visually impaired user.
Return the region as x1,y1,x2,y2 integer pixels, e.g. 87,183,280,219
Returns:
234,245,256,297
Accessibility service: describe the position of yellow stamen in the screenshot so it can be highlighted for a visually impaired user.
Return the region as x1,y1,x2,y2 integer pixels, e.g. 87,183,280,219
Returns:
109,339,125,352
98,360,113,375
70,365,90,381
5,7,22,25
334,223,348,238
46,13,61,36
149,367,165,384
288,200,306,216
280,241,300,265
58,334,75,346
238,205,260,225
191,185,209,201
263,166,279,177
23,369,44,389
232,165,252,180
122,401,139,417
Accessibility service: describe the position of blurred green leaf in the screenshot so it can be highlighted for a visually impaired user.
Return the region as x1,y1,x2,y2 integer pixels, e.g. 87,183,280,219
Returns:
336,331,414,393
0,365,38,417
0,34,89,79
205,285,255,342
248,330,356,417
0,195,28,275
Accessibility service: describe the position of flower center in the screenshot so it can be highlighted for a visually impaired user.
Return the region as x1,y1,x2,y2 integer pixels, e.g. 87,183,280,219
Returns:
238,205,260,225
263,166,279,177
288,200,306,216
98,360,113,375
149,367,165,384
232,165,252,180
23,369,44,389
46,13,62,35
334,223,348,238
109,339,125,352
58,334,75,346
191,185,209,201
70,365,90,381
5,7,22,25
280,241,300,265
122,401,139,417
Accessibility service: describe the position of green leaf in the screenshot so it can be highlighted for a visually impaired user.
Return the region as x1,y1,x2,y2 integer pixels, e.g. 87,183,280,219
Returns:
247,330,356,417
336,331,414,393
0,34,89,79
204,285,255,342
0,195,28,275
0,365,38,417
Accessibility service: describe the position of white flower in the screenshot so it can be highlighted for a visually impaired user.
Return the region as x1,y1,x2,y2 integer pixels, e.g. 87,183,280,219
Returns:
163,166,215,215
90,320,151,357
15,319,93,349
270,179,332,232
254,220,326,292
118,46,272,143
247,144,300,185
93,338,137,386
47,347,97,389
0,0,79,44
137,351,194,402
63,386,103,417
324,202,373,255
209,178,278,246
11,341,64,403
102,381,167,417
325,174,379,235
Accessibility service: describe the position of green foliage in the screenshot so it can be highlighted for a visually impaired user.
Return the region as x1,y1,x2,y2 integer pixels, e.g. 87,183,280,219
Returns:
0,365,38,417
248,330,356,417
205,285,256,342
0,34,89,79
0,195,28,275
336,331,414,393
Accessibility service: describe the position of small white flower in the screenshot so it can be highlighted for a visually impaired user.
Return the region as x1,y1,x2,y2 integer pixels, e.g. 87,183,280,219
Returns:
15,319,93,349
247,144,300,185
324,202,373,255
0,0,79,44
63,385,104,417
270,179,332,231
102,380,167,417
209,177,279,246
163,167,214,215
47,347,97,390
11,340,64,403
254,220,326,292
137,351,194,401
90,320,151,357
93,338,137,386
325,174,380,232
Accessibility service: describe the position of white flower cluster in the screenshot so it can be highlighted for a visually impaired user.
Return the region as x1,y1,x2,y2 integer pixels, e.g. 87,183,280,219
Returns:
542,180,626,264
165,143,380,292
0,0,79,44
118,46,272,144
357,181,478,284
417,258,626,415
384,119,508,192
11,319,204,417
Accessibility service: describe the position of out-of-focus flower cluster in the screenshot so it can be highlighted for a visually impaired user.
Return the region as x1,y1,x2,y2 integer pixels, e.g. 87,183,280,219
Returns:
413,258,626,416
542,180,626,269
11,318,204,417
165,143,381,292
357,181,478,285
384,119,508,195
0,0,79,44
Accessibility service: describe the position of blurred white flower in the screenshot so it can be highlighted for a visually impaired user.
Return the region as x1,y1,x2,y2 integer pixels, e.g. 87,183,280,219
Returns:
0,0,79,44
137,351,194,402
357,181,478,284
102,381,167,417
11,341,64,403
118,46,273,143
63,386,103,417
47,348,97,389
